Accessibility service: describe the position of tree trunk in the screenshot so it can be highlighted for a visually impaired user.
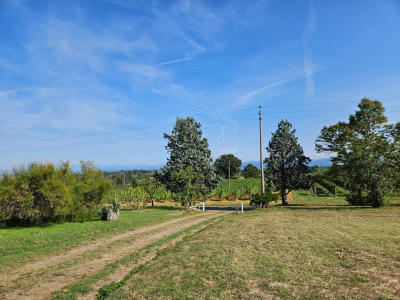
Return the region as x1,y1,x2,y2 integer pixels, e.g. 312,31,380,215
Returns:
281,189,288,205
151,199,154,207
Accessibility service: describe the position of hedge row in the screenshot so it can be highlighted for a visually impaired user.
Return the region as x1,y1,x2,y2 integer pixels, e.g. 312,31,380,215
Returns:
0,161,111,225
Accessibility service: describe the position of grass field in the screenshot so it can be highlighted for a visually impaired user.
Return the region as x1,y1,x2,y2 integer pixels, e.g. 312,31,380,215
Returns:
2,192,400,299
108,192,400,299
0,207,186,271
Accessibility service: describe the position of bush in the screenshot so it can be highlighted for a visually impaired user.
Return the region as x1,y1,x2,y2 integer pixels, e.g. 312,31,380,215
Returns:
346,190,388,208
97,206,109,221
0,160,111,225
250,188,278,207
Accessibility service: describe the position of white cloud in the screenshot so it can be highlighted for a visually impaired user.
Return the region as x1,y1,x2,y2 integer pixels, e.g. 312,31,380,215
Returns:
236,80,291,107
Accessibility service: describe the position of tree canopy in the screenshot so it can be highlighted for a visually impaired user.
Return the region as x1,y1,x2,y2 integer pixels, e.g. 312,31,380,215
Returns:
214,154,242,179
155,116,221,206
264,120,310,205
242,163,260,179
316,98,400,207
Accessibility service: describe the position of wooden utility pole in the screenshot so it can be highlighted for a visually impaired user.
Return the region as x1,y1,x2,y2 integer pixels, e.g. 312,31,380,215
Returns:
259,106,265,195
228,160,231,187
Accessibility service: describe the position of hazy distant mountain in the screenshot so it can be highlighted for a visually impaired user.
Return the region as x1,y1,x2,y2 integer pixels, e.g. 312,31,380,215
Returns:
242,158,332,169
76,164,162,172
309,158,332,166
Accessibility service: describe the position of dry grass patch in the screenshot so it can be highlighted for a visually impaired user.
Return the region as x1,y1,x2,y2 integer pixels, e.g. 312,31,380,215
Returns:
108,195,400,299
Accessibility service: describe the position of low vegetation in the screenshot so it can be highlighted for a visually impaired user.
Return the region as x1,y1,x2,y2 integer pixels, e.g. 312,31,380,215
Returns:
0,160,111,225
0,207,186,271
106,193,400,299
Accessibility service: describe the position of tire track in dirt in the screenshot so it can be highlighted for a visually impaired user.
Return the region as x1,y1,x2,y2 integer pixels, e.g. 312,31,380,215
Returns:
77,217,222,300
2,211,227,300
1,212,199,285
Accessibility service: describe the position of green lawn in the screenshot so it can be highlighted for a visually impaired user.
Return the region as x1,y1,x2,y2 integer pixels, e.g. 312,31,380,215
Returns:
0,207,186,271
107,193,400,299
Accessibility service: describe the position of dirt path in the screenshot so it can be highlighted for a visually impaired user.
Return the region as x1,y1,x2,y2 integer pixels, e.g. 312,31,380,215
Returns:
2,211,227,300
78,216,222,300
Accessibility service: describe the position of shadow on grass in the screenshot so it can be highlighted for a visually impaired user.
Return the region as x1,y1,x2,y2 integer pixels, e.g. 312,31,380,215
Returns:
142,205,184,211
277,204,373,211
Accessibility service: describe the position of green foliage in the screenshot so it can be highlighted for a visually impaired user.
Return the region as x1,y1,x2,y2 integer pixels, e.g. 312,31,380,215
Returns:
131,176,139,188
242,163,260,178
214,154,242,179
209,178,261,200
155,116,222,200
96,281,123,299
111,199,120,212
250,188,278,207
97,198,120,221
97,206,109,221
171,166,205,206
264,120,311,205
104,169,154,181
118,187,146,210
316,98,400,207
113,176,124,188
0,160,111,225
142,176,160,207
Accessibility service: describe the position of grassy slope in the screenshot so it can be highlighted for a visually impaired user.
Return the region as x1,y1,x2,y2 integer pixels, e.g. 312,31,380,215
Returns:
109,192,400,299
0,207,186,271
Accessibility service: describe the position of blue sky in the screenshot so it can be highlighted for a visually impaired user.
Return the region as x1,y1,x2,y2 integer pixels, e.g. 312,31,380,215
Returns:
1,0,400,170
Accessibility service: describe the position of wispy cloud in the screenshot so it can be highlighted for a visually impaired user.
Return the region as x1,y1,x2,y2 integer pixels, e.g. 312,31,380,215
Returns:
235,80,291,107
303,0,316,97
154,57,192,67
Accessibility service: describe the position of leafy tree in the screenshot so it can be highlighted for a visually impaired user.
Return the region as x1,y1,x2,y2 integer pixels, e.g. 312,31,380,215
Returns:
214,154,242,179
113,176,123,188
155,117,221,205
131,176,139,188
142,177,159,207
264,120,311,205
171,166,205,207
316,98,400,207
242,163,260,178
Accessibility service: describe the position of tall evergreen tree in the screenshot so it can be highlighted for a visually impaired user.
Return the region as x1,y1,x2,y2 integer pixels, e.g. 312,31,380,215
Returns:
264,120,310,205
316,98,400,207
155,117,221,206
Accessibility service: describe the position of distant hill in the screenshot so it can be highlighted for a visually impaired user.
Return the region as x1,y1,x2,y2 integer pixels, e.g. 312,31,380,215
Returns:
242,157,332,168
309,158,332,167
96,164,161,172
103,169,155,180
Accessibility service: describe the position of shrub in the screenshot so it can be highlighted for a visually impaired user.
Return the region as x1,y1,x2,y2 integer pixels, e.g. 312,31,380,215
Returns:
250,188,278,207
0,160,111,225
97,206,109,221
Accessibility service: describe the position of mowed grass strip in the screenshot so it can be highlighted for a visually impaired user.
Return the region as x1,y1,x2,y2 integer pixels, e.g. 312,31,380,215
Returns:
0,207,186,271
109,195,400,299
50,215,224,300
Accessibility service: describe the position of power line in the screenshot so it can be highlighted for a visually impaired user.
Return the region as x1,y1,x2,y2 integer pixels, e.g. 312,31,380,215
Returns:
1,98,399,146
2,106,399,153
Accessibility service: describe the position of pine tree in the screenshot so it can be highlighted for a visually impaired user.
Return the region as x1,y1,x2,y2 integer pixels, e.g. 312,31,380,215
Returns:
264,120,310,205
155,117,221,206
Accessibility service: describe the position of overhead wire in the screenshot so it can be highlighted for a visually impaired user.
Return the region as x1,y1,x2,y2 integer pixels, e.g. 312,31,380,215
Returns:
1,101,399,153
